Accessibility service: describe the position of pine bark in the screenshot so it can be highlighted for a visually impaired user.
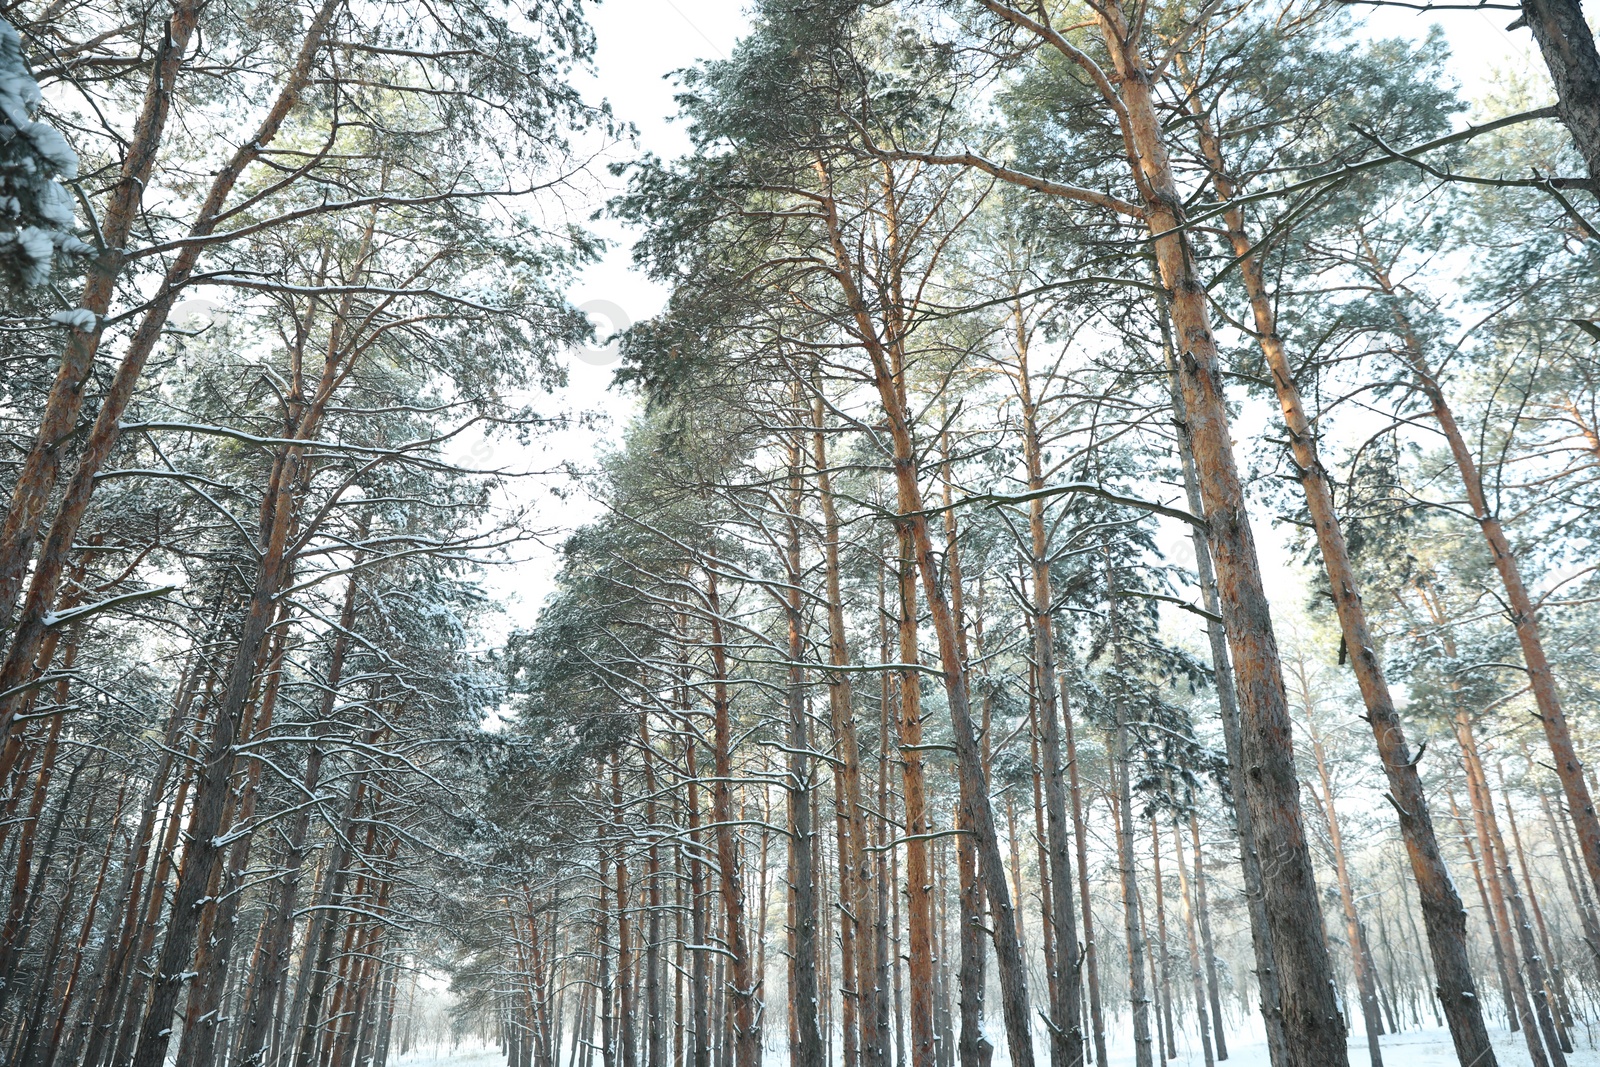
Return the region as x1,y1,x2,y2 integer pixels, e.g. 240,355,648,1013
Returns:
0,0,341,771
812,400,882,1067
1149,817,1177,1062
0,0,202,632
1188,812,1228,1062
895,525,937,1067
1370,259,1600,910
233,568,362,1067
704,569,761,1067
972,7,1347,1059
1454,723,1549,1067
1519,0,1600,189
1171,818,1216,1067
1064,703,1107,1067
1156,305,1281,1065
815,161,1036,1067
1304,715,1384,1067
781,429,825,1067
1108,585,1154,1067
1014,318,1083,1066
1179,77,1495,1066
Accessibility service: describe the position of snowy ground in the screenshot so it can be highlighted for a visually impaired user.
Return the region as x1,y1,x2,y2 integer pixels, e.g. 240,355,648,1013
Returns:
391,1043,504,1067
1115,1025,1600,1067
393,1025,1600,1067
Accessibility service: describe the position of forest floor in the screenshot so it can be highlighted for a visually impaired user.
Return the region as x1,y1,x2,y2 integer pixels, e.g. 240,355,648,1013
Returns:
1130,1025,1600,1067
391,1025,1600,1067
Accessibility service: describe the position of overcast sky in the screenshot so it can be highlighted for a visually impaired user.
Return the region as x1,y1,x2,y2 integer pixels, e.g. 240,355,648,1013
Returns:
484,0,1536,636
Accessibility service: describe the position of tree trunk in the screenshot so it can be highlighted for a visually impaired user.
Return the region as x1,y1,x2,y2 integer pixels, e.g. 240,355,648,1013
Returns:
1031,689,1058,1022
0,0,341,772
639,727,668,1067
685,739,712,1067
1541,792,1600,972
1488,763,1569,1063
1504,783,1574,1045
1303,714,1384,1067
0,708,62,1014
1013,319,1083,1067
816,164,1035,1067
1188,812,1228,1062
24,771,127,1067
1454,721,1550,1067
1178,75,1495,1065
175,611,291,1067
1149,816,1177,1062
599,798,616,1067
1519,0,1600,190
1064,702,1107,1067
0,0,202,632
1155,302,1284,1065
704,568,761,1067
812,397,882,1067
785,431,825,1067
936,433,992,1067
233,566,362,1067
1371,260,1600,911
1449,792,1525,1035
1107,588,1154,1067
129,432,305,1067
613,757,637,1067
287,755,373,1067
1087,6,1347,1057
1171,818,1216,1067
894,524,937,1067
92,714,206,1067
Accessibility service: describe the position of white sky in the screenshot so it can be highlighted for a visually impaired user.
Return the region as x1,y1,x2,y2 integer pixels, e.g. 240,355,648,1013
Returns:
473,1,752,633
482,0,1536,637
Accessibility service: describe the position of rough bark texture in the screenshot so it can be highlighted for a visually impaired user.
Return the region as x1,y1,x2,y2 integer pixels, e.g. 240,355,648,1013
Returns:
233,570,360,1067
128,445,302,1067
0,0,202,631
1171,819,1216,1067
940,443,992,1067
1158,276,1285,1067
704,570,761,1067
816,164,1036,1067
968,5,1342,1059
1520,0,1600,190
812,401,883,1067
1454,722,1550,1067
895,526,937,1067
1016,320,1083,1067
785,438,825,1067
1064,705,1108,1067
1378,282,1600,913
1182,86,1494,1067
1089,7,1346,1058
0,0,341,766
1306,718,1385,1067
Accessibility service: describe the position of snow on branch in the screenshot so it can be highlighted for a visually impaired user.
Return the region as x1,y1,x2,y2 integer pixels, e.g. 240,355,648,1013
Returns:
42,585,179,630
927,481,1207,529
0,19,86,287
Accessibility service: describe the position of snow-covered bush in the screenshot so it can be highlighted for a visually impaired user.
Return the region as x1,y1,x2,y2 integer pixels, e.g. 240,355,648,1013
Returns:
0,18,84,288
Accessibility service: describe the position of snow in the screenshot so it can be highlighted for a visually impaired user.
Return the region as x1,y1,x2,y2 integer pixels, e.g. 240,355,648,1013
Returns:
48,307,96,331
1103,1025,1600,1067
392,1043,505,1067
0,16,86,286
391,1025,1600,1067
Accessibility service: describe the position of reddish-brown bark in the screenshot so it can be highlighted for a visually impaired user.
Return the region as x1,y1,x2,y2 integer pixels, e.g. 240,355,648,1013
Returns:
704,570,761,1067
